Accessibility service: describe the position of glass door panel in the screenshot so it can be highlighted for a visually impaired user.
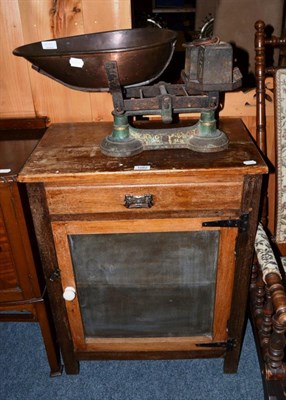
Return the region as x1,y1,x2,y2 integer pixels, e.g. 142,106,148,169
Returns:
68,230,219,338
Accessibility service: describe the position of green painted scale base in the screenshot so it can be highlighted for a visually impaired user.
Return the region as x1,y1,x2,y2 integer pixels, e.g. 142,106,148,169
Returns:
100,110,229,157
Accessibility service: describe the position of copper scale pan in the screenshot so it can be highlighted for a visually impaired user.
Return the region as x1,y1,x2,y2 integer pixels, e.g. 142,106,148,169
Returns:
13,28,177,92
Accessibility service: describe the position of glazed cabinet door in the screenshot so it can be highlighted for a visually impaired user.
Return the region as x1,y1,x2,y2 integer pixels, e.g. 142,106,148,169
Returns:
52,217,238,353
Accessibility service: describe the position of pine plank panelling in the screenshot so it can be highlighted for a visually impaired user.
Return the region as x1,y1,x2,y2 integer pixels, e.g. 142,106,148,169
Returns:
1,0,131,122
50,0,84,38
82,0,131,32
81,0,132,121
0,0,35,118
18,0,93,123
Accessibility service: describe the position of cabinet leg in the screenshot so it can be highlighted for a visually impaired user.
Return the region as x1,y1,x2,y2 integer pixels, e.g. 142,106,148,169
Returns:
35,302,63,376
60,354,79,375
223,346,240,374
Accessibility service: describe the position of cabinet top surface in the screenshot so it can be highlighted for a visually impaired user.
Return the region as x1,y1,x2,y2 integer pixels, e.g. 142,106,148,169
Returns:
0,130,43,179
18,119,267,183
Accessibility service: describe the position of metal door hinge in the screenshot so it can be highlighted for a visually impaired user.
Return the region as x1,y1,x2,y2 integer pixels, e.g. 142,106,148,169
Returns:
196,338,236,352
49,268,61,282
202,213,249,232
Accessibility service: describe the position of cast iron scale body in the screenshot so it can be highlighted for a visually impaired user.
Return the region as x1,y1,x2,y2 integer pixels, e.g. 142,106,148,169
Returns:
13,28,242,157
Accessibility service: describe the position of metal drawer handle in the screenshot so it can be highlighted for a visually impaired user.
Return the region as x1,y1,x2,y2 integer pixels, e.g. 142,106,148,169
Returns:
124,194,154,209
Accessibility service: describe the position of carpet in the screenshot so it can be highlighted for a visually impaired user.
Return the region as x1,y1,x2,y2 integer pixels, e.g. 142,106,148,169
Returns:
0,320,263,400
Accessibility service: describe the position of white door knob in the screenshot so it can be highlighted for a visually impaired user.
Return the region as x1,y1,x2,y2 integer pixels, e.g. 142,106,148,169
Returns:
63,286,76,301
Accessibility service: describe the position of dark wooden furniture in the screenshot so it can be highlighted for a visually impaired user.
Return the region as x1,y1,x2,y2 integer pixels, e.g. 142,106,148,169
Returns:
18,118,267,375
0,120,62,376
249,20,286,400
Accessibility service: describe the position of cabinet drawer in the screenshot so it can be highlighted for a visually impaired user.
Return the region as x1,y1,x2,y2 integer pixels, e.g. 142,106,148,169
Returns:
46,181,243,215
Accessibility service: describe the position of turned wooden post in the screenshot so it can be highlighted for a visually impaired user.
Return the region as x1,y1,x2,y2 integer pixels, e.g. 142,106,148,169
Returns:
252,267,266,320
266,315,286,372
255,20,267,154
264,273,286,378
260,286,273,356
267,273,286,327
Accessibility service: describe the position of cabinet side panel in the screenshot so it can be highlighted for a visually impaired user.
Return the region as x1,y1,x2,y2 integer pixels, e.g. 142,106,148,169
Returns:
26,182,79,374
224,174,263,373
